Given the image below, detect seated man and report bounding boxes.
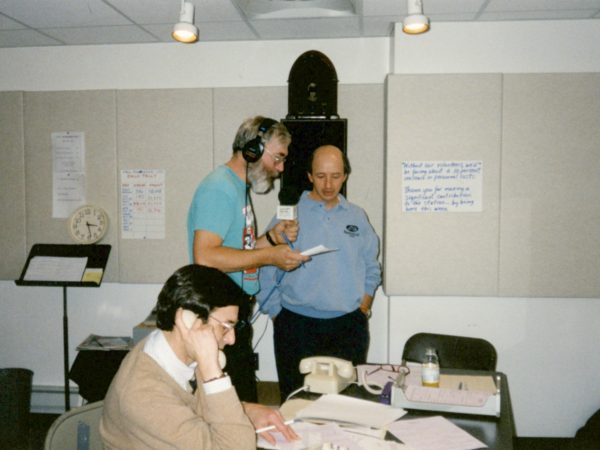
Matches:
[100,264,297,449]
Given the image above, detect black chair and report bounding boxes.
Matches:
[402,332,497,371]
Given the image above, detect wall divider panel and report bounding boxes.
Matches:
[0,92,26,280]
[499,74,600,297]
[384,73,600,298]
[116,89,213,283]
[23,90,120,282]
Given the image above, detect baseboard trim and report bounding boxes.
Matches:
[31,385,82,414]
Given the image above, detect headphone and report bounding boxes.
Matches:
[242,118,278,163]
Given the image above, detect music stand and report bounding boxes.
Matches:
[15,244,111,411]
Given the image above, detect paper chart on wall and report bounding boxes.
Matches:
[120,169,165,239]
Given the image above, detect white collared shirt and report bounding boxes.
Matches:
[143,329,231,395]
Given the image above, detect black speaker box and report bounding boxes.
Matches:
[280,119,347,202]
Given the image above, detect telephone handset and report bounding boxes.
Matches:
[181,310,227,369]
[299,356,356,394]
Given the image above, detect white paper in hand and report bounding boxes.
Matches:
[301,245,338,257]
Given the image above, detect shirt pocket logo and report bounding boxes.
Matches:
[344,224,360,237]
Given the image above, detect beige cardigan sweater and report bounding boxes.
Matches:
[100,339,255,449]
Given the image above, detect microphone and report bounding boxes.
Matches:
[277,187,299,220]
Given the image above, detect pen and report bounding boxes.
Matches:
[280,231,306,268]
[255,419,295,434]
[280,232,294,249]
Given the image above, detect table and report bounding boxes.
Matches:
[69,349,129,402]
[281,371,514,450]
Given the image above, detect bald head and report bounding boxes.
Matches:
[307,145,350,208]
[309,145,351,176]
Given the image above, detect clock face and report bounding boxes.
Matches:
[69,205,109,244]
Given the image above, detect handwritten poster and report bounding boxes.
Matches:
[120,169,165,239]
[402,161,483,213]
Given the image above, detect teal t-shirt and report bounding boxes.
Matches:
[187,165,259,295]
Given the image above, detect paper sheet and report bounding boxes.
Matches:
[387,416,487,450]
[439,375,497,394]
[52,131,86,218]
[301,245,338,257]
[257,422,410,450]
[296,394,406,428]
[23,256,88,282]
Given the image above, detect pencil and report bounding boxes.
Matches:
[255,419,295,434]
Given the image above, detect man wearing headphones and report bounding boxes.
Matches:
[187,116,309,402]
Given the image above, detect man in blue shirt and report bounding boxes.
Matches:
[187,116,309,401]
[258,145,382,401]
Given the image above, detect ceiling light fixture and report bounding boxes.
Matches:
[172,0,198,43]
[403,0,430,35]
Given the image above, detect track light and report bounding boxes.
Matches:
[172,1,198,43]
[403,0,430,35]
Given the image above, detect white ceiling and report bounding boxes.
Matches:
[0,0,599,49]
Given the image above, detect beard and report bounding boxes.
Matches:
[247,161,276,194]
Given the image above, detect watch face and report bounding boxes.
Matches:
[69,205,109,244]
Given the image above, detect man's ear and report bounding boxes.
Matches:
[307,172,313,183]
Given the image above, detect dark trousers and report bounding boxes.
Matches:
[273,307,369,402]
[223,298,257,402]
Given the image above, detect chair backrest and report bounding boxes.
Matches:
[44,401,104,450]
[402,332,497,371]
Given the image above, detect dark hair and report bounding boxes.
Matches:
[308,145,351,175]
[155,264,247,330]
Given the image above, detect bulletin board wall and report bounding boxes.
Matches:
[0,84,384,284]
[384,73,600,298]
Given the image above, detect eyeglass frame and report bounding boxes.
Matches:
[209,314,236,335]
[264,148,287,164]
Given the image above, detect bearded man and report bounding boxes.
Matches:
[187,116,309,401]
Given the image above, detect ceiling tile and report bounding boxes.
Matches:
[0,13,25,30]
[42,25,158,45]
[485,0,600,13]
[479,10,598,21]
[105,0,176,24]
[195,21,257,41]
[0,28,62,47]
[0,0,132,28]
[251,16,360,39]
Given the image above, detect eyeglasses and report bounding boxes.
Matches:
[209,315,236,335]
[264,149,287,164]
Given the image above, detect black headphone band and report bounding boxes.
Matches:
[256,118,277,137]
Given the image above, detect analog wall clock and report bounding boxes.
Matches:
[68,205,109,244]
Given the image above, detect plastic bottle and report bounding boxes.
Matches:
[421,347,440,388]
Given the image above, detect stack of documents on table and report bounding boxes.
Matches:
[295,394,406,429]
[387,416,487,450]
[77,334,133,351]
[259,394,409,449]
[257,422,412,450]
